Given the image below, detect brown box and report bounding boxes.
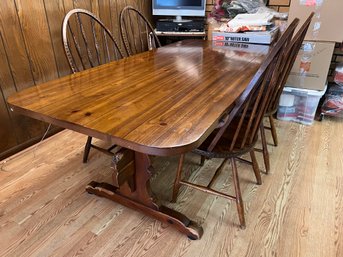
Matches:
[288,0,343,42]
[278,6,290,13]
[286,41,335,91]
[269,0,290,6]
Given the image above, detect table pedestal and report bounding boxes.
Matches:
[86,149,203,240]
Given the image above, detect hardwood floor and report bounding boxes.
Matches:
[0,118,342,257]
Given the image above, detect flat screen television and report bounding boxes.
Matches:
[152,0,206,22]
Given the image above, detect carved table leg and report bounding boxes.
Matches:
[86,150,203,240]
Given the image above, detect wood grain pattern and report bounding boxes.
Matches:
[0,0,48,150]
[8,40,269,156]
[0,90,16,151]
[0,34,18,151]
[72,0,92,10]
[0,0,35,89]
[110,0,128,52]
[0,117,342,256]
[43,0,71,77]
[15,0,59,83]
[0,0,153,159]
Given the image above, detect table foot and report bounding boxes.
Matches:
[85,150,203,239]
[86,181,203,240]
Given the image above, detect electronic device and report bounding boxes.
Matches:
[156,19,204,32]
[152,0,206,23]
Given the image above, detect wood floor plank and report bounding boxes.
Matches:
[335,176,343,256]
[0,118,342,257]
[304,119,336,257]
[273,124,319,257]
[224,122,300,257]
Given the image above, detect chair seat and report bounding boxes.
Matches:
[194,118,258,159]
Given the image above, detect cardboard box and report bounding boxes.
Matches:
[212,26,279,45]
[288,0,343,42]
[286,41,335,91]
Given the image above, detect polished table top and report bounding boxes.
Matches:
[8,40,269,156]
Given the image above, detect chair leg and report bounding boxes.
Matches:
[230,158,246,228]
[83,136,93,163]
[260,123,270,174]
[172,154,185,203]
[200,155,205,166]
[269,115,278,146]
[249,150,262,185]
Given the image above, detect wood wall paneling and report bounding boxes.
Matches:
[0,89,17,151]
[115,0,133,51]
[99,0,122,53]
[0,1,35,89]
[0,0,152,160]
[62,0,75,14]
[15,0,63,143]
[43,0,71,77]
[0,34,18,152]
[71,0,92,12]
[15,0,59,83]
[0,3,46,150]
[108,0,122,50]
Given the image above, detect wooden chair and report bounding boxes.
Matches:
[62,8,125,163]
[259,13,314,173]
[120,6,161,56]
[172,19,300,228]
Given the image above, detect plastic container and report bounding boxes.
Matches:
[277,85,327,125]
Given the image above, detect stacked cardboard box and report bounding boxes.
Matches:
[278,41,335,125]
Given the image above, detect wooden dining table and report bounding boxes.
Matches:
[7,39,269,240]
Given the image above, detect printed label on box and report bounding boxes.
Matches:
[212,31,275,44]
[213,41,249,48]
[213,35,250,42]
[212,41,270,53]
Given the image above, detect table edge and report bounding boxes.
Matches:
[8,103,216,156]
